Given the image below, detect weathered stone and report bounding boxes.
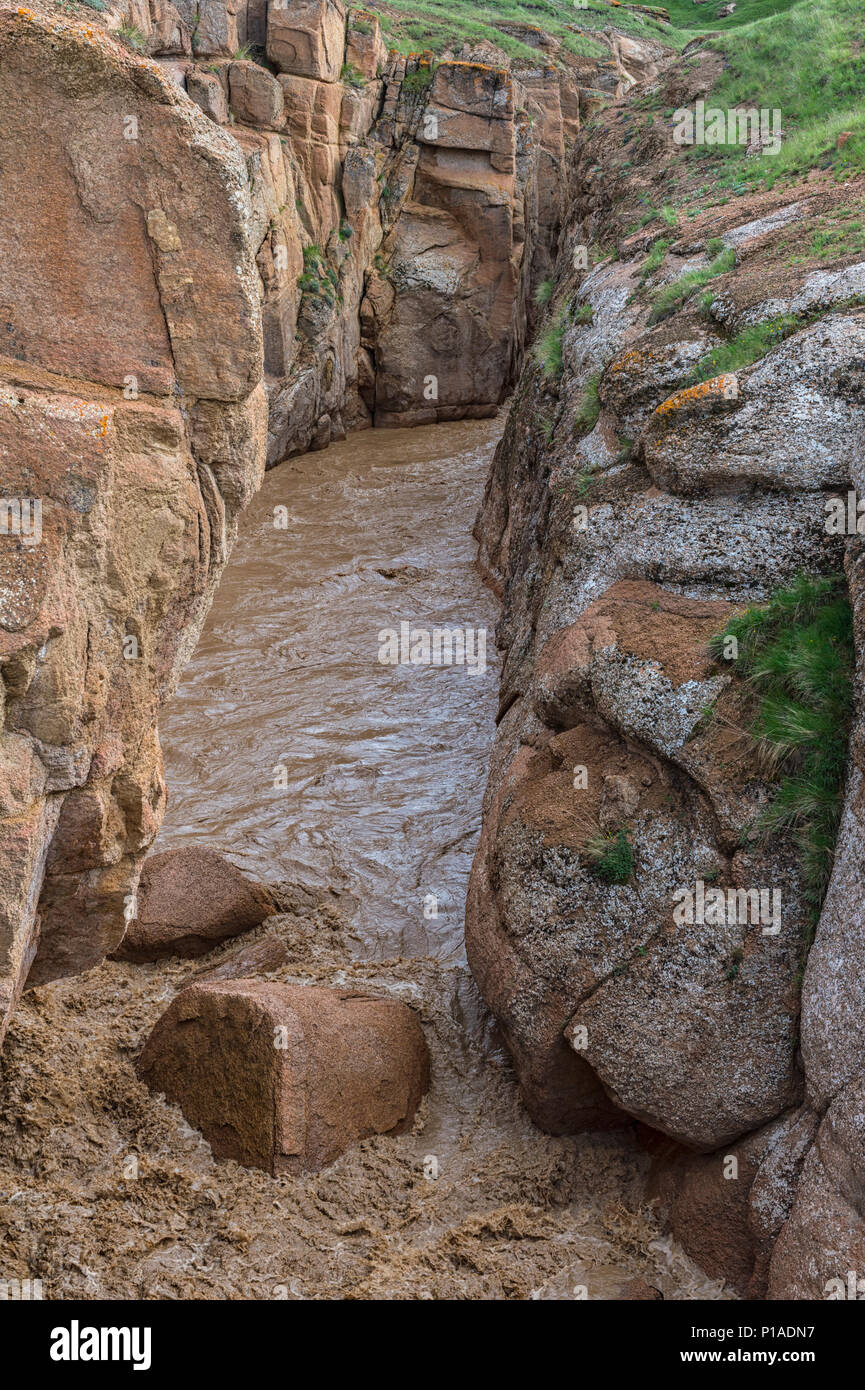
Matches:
[769,1084,865,1299]
[137,981,430,1173]
[344,8,385,81]
[187,66,229,123]
[0,10,265,1021]
[114,847,275,960]
[266,0,346,82]
[642,315,865,495]
[421,62,516,159]
[467,33,865,1295]
[229,60,285,128]
[173,0,240,57]
[650,1108,818,1297]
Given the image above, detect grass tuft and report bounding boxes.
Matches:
[639,237,671,285]
[533,304,568,381]
[340,62,366,88]
[117,22,146,50]
[583,828,635,885]
[574,369,602,434]
[709,573,854,920]
[690,314,800,382]
[648,246,736,324]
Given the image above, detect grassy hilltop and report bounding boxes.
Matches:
[371,0,865,182]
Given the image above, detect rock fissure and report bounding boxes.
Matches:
[2,0,864,1304]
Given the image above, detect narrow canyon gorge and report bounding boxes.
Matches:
[1,0,864,1313]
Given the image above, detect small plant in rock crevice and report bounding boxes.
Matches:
[117,22,146,50]
[583,828,635,885]
[402,66,435,97]
[574,369,602,435]
[639,236,671,285]
[533,304,568,381]
[690,313,801,381]
[341,62,366,89]
[648,242,736,324]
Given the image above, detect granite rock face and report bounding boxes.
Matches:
[0,8,266,1038]
[468,38,865,1296]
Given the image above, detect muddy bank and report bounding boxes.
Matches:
[0,420,726,1300]
[0,905,724,1300]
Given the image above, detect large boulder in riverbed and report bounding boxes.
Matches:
[137,981,430,1173]
[115,847,275,960]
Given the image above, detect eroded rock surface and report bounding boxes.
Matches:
[0,8,266,1037]
[114,847,274,960]
[468,35,865,1296]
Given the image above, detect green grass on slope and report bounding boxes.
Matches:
[370,0,811,65]
[709,574,854,926]
[695,0,865,185]
[371,0,688,62]
[661,0,804,30]
[373,1,864,184]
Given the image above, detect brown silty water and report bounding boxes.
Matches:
[0,416,730,1299]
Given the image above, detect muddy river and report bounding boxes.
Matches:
[158,416,501,961]
[0,418,728,1300]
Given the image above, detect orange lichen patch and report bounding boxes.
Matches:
[437,59,509,83]
[609,345,662,374]
[652,375,737,418]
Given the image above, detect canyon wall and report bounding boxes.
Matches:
[467,45,865,1297]
[0,2,640,1040]
[111,0,587,452]
[0,7,267,1039]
